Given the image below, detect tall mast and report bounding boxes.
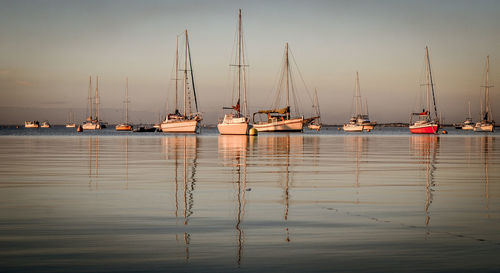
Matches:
[468,101,471,120]
[285,42,289,118]
[184,30,188,117]
[425,46,438,121]
[88,76,93,120]
[237,9,242,117]
[425,48,430,113]
[355,71,361,117]
[125,77,129,124]
[175,35,179,113]
[485,56,490,121]
[95,76,99,121]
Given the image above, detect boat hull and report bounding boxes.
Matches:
[343,124,363,132]
[253,118,303,132]
[116,124,133,131]
[409,124,439,134]
[308,124,321,131]
[218,122,249,135]
[474,123,494,132]
[65,124,76,128]
[462,124,474,130]
[161,120,199,133]
[82,122,102,130]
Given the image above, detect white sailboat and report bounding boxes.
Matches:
[65,110,76,128]
[82,76,104,130]
[308,89,322,131]
[24,121,39,128]
[474,56,495,132]
[252,43,304,132]
[461,101,474,130]
[116,77,133,131]
[343,72,365,132]
[161,30,202,133]
[218,9,250,135]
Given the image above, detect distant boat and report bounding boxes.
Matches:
[474,56,494,132]
[161,30,202,133]
[40,121,51,128]
[343,72,368,132]
[24,121,39,128]
[252,43,304,132]
[116,77,133,131]
[82,76,105,130]
[65,110,76,128]
[218,9,250,135]
[308,89,322,131]
[457,101,474,130]
[409,46,439,134]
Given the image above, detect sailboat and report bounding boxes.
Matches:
[474,56,495,132]
[409,46,439,134]
[308,89,321,131]
[161,30,202,133]
[24,121,39,128]
[459,101,474,130]
[343,72,366,132]
[40,121,51,128]
[82,76,105,130]
[65,110,76,128]
[218,9,250,135]
[252,43,304,132]
[116,77,133,131]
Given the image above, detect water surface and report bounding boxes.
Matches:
[0,132,499,272]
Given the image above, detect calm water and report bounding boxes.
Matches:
[0,128,499,272]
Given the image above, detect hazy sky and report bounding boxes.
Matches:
[0,0,499,124]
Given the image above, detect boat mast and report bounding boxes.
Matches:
[237,8,242,117]
[285,42,289,119]
[95,76,99,121]
[187,32,198,113]
[175,35,179,113]
[355,71,361,117]
[125,77,129,124]
[484,56,491,121]
[468,101,471,120]
[184,30,188,117]
[88,76,93,120]
[425,46,438,121]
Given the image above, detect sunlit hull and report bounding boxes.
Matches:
[161,119,199,133]
[343,124,363,132]
[65,123,76,128]
[461,124,474,130]
[253,118,303,132]
[115,124,133,131]
[218,122,249,135]
[308,124,321,131]
[40,125,50,128]
[473,122,494,132]
[409,123,438,134]
[362,124,374,131]
[82,122,102,130]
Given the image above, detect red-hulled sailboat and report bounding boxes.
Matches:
[409,46,439,134]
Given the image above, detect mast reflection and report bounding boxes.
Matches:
[257,135,304,243]
[410,135,439,232]
[218,135,248,265]
[162,136,198,262]
[87,136,100,190]
[481,136,493,217]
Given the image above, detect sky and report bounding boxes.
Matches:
[0,0,499,125]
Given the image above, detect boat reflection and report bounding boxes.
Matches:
[87,136,100,190]
[481,136,493,217]
[410,135,439,232]
[162,136,198,262]
[258,135,303,242]
[344,136,368,190]
[218,135,249,265]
